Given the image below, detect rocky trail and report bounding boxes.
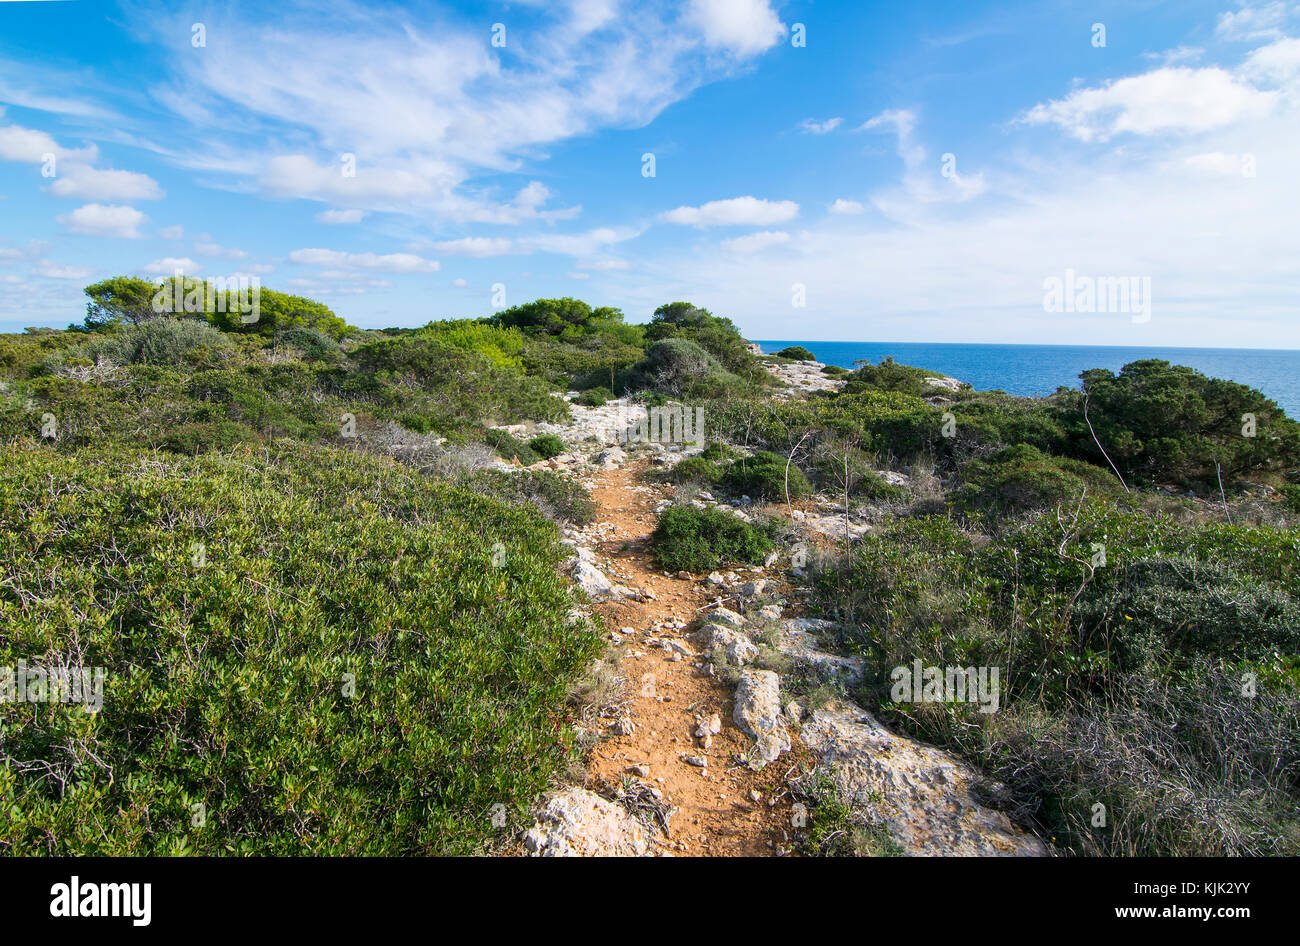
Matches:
[519,391,1049,857]
[560,461,801,856]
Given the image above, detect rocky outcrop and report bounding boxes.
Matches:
[761,359,844,397]
[774,618,864,686]
[523,787,653,857]
[695,623,758,666]
[800,699,1048,856]
[733,669,791,766]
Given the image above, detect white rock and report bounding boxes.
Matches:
[696,623,758,666]
[573,560,619,601]
[523,788,652,857]
[801,700,1047,857]
[709,606,746,627]
[733,669,790,766]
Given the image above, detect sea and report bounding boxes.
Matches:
[754,341,1300,418]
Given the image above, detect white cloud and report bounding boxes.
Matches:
[1019,67,1277,141]
[47,165,163,201]
[431,237,513,257]
[142,2,778,222]
[452,278,468,287]
[1240,35,1300,87]
[30,261,94,280]
[315,209,367,224]
[661,196,798,228]
[828,198,865,215]
[0,123,97,164]
[57,203,145,238]
[194,241,247,259]
[1216,2,1293,40]
[1144,45,1205,66]
[800,117,842,134]
[861,109,986,203]
[288,248,439,273]
[159,225,184,240]
[1184,151,1252,174]
[567,271,591,279]
[720,230,790,254]
[143,257,200,275]
[521,226,640,256]
[0,241,48,262]
[589,259,632,270]
[685,0,785,57]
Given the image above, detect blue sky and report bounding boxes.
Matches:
[1,0,1298,346]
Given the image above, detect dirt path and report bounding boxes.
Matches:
[576,461,797,856]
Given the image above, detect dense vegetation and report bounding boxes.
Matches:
[730,356,1300,856]
[4,274,1298,858]
[0,443,598,854]
[0,280,774,855]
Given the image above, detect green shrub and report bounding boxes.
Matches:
[575,387,612,407]
[812,501,1300,856]
[643,302,758,375]
[776,346,815,361]
[821,364,850,377]
[1277,483,1300,514]
[663,456,723,486]
[1074,557,1300,673]
[82,318,230,366]
[812,448,905,501]
[843,356,935,397]
[281,326,342,363]
[630,337,745,399]
[528,433,566,460]
[162,419,260,455]
[720,450,812,501]
[484,428,539,465]
[651,504,773,573]
[953,444,1115,515]
[462,469,597,525]
[0,442,599,854]
[1064,359,1300,485]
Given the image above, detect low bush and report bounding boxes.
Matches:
[720,449,812,501]
[81,318,231,366]
[574,387,612,407]
[952,443,1115,516]
[651,504,773,573]
[0,442,599,854]
[811,448,905,501]
[462,468,597,525]
[527,433,566,460]
[775,345,815,361]
[484,428,539,465]
[161,419,261,455]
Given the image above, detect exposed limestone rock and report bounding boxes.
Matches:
[733,669,790,766]
[923,375,966,392]
[523,787,653,857]
[573,560,619,600]
[774,618,864,686]
[761,359,845,398]
[695,623,758,666]
[593,446,627,470]
[801,699,1048,857]
[708,606,746,627]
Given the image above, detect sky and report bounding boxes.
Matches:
[0,0,1298,347]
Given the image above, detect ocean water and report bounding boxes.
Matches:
[756,341,1300,418]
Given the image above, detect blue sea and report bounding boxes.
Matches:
[756,341,1300,418]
